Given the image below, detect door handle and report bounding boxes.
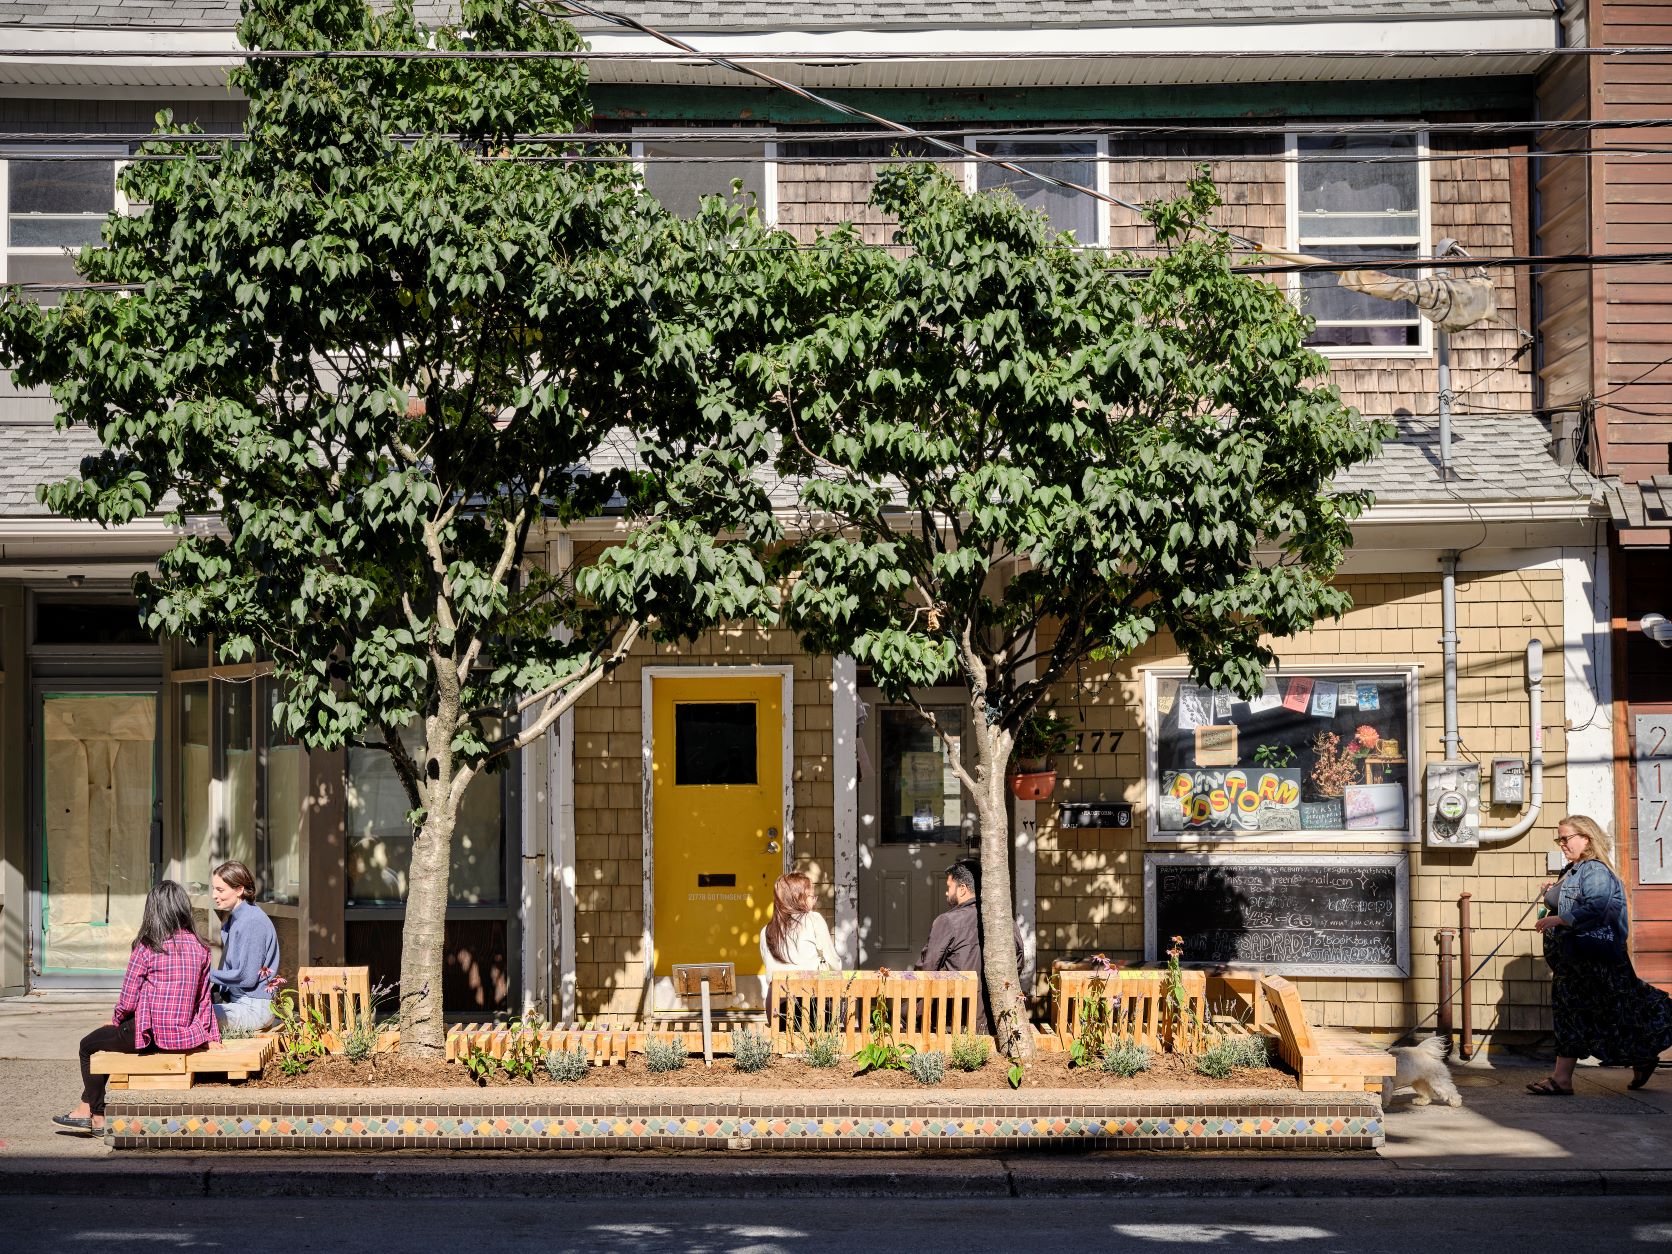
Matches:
[765,840,781,854]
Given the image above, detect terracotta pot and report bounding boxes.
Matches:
[1007,769,1058,801]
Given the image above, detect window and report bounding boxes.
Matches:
[674,702,757,786]
[967,137,1106,245]
[262,683,304,905]
[878,705,965,843]
[634,132,775,221]
[1148,668,1418,841]
[2,153,120,301]
[1289,133,1428,352]
[346,721,506,906]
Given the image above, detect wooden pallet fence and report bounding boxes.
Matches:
[295,965,387,1054]
[444,1024,640,1066]
[1051,969,1209,1055]
[765,970,993,1055]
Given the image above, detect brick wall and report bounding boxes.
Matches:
[1036,568,1565,1034]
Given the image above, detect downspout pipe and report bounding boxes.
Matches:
[1441,551,1461,760]
[1481,639,1546,845]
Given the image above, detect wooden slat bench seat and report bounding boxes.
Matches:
[93,1033,277,1092]
[1260,975,1396,1093]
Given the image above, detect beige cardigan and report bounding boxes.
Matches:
[758,910,841,972]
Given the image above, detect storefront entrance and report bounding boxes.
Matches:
[34,690,158,982]
[647,669,789,1011]
[856,691,973,969]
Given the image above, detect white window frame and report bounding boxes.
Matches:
[0,148,127,286]
[630,128,778,226]
[1284,130,1432,360]
[963,133,1111,248]
[1143,663,1424,846]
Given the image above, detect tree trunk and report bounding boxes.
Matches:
[971,716,1035,1062]
[398,670,464,1059]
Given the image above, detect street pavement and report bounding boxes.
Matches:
[3,991,1669,1200]
[3,1194,1669,1253]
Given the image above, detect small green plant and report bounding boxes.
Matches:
[802,1032,843,1069]
[1100,1038,1151,1077]
[907,1050,946,1085]
[853,996,914,1075]
[1163,934,1199,1050]
[733,1027,773,1074]
[1014,707,1078,767]
[949,1034,989,1072]
[497,1030,545,1081]
[1252,743,1296,769]
[462,1044,497,1086]
[1068,954,1118,1069]
[644,1036,688,1073]
[340,978,396,1064]
[1194,1045,1234,1079]
[1223,1033,1271,1070]
[270,987,328,1077]
[544,1048,590,1083]
[1007,1061,1025,1089]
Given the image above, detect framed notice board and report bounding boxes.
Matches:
[1143,852,1410,977]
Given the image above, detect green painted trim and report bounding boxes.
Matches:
[592,78,1536,125]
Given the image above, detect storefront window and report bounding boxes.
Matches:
[263,682,304,904]
[178,682,211,882]
[346,721,505,906]
[1150,669,1415,839]
[219,679,256,871]
[878,705,966,843]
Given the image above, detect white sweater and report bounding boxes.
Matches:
[759,910,841,972]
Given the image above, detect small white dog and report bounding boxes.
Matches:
[1382,1035,1463,1107]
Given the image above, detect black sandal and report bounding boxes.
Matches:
[1525,1077,1573,1096]
[1629,1061,1659,1090]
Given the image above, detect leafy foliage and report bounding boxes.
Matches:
[802,1032,843,1069]
[544,1048,591,1083]
[907,1050,946,1085]
[0,0,785,1053]
[852,997,914,1075]
[949,1034,990,1072]
[1100,1037,1152,1078]
[732,1027,773,1073]
[644,1037,688,1074]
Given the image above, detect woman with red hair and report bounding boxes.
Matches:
[759,872,841,972]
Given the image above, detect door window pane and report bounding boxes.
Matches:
[639,138,768,218]
[219,680,256,871]
[674,702,757,786]
[263,681,303,904]
[346,721,505,906]
[179,682,211,890]
[974,140,1100,243]
[879,705,964,844]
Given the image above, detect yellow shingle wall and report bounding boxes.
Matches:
[569,625,834,1020]
[1038,568,1565,1034]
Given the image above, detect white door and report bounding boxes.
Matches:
[856,692,974,969]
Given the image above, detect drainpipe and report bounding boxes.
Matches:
[1480,639,1545,845]
[1441,552,1461,760]
[1434,237,1465,484]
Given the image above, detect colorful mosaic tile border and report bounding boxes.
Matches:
[107,1090,1382,1152]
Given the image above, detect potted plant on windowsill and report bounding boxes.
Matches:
[1008,708,1077,801]
[1302,730,1364,829]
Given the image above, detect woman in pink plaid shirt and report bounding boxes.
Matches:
[55,880,218,1135]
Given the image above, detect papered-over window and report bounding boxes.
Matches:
[1292,134,1425,350]
[1151,670,1415,838]
[636,135,773,220]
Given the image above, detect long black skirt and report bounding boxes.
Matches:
[1546,934,1672,1064]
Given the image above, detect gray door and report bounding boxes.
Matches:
[856,695,974,969]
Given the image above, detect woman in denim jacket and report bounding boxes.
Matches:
[1527,815,1672,1095]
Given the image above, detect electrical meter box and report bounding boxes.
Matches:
[1492,757,1527,806]
[1425,760,1482,848]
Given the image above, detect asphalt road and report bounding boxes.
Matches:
[3,1194,1669,1253]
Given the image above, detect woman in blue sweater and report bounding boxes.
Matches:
[209,860,281,1032]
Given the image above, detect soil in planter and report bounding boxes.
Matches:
[241,1050,1295,1092]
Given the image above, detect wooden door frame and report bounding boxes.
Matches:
[640,664,794,1017]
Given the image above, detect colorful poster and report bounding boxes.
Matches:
[1356,682,1381,711]
[1159,767,1303,832]
[1282,676,1315,713]
[1311,681,1338,718]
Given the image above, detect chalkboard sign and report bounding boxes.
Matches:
[1144,853,1409,976]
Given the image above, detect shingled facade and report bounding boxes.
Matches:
[0,1,1627,1046]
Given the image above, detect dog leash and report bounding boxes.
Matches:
[1404,897,1543,1035]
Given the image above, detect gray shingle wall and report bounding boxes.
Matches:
[0,423,99,515]
[0,0,1556,28]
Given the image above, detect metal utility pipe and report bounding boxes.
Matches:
[1458,892,1475,1060]
[1438,327,1453,483]
[1480,639,1546,844]
[1435,928,1456,1039]
[1441,552,1461,760]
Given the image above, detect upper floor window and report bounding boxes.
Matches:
[966,136,1107,246]
[634,131,776,222]
[1288,133,1428,354]
[1,152,121,301]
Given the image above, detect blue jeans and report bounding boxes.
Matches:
[213,994,274,1033]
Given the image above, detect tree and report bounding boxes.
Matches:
[0,0,786,1055]
[759,166,1388,1059]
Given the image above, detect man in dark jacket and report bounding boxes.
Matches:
[914,859,1025,1034]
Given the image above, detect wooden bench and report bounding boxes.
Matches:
[93,1033,277,1092]
[1261,974,1396,1093]
[1052,967,1209,1054]
[766,970,994,1055]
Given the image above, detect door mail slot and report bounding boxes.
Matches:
[697,873,736,888]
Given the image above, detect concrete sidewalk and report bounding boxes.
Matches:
[3,992,1668,1198]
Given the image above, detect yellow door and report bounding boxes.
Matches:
[651,673,783,979]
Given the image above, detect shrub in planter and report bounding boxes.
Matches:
[802,1032,842,1069]
[644,1037,688,1073]
[544,1048,590,1083]
[949,1034,989,1072]
[1223,1034,1271,1070]
[1100,1038,1151,1077]
[733,1027,773,1073]
[907,1050,947,1085]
